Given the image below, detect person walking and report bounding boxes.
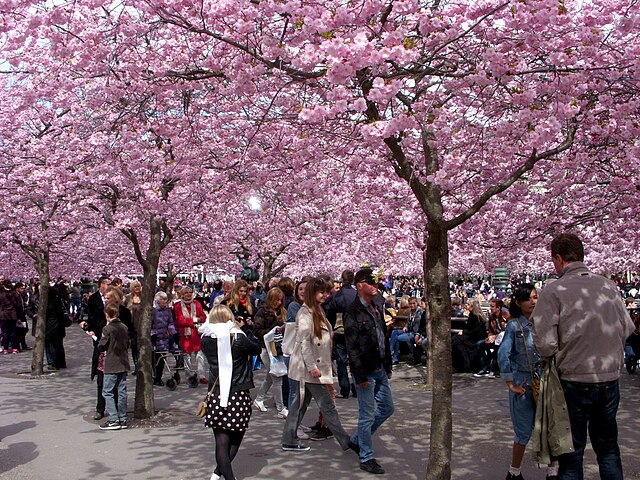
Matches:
[344,268,394,475]
[532,233,635,480]
[199,305,261,480]
[324,270,357,398]
[80,276,111,420]
[281,277,358,453]
[151,291,176,386]
[252,287,287,418]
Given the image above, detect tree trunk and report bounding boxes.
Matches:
[31,252,50,376]
[133,221,164,418]
[261,257,274,285]
[164,264,177,302]
[425,222,453,480]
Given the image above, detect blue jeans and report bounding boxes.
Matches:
[559,380,623,480]
[351,367,394,463]
[103,372,128,422]
[389,328,403,362]
[284,356,299,407]
[397,332,416,357]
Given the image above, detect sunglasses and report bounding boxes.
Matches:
[359,279,377,286]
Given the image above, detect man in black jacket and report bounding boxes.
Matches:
[80,275,111,420]
[344,268,394,475]
[324,270,357,398]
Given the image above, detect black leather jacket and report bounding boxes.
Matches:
[344,293,392,385]
[200,328,261,393]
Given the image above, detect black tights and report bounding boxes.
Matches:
[213,429,245,480]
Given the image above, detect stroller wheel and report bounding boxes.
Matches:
[626,355,637,374]
[173,371,181,384]
[188,374,199,388]
[166,378,178,391]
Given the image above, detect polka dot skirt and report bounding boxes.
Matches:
[204,390,252,432]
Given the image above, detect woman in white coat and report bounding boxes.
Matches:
[280,277,358,453]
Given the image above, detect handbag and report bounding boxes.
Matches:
[196,377,218,417]
[516,317,540,403]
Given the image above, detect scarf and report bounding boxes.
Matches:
[180,300,196,319]
[198,321,244,407]
[180,300,197,336]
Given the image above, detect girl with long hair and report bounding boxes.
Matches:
[124,281,142,374]
[222,280,253,325]
[281,277,357,454]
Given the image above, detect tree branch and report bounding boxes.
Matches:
[446,118,578,230]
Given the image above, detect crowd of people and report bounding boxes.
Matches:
[1,234,639,479]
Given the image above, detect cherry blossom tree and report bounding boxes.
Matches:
[141,1,640,477]
[3,1,640,478]
[0,86,88,374]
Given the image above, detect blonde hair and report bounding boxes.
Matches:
[208,304,235,324]
[468,298,486,321]
[227,280,253,315]
[105,286,123,305]
[398,296,410,309]
[265,287,286,323]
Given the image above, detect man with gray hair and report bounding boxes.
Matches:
[532,233,634,480]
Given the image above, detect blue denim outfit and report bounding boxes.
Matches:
[102,372,128,423]
[351,368,395,463]
[559,380,623,480]
[497,316,539,445]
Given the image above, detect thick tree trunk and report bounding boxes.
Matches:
[31,253,50,376]
[425,222,453,480]
[133,221,164,419]
[134,269,157,418]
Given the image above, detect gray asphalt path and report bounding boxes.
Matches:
[1,326,639,479]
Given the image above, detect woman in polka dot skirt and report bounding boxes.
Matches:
[199,304,261,480]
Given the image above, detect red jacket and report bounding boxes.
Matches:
[173,300,207,353]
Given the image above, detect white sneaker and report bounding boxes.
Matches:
[297,427,310,440]
[277,408,288,419]
[209,472,220,480]
[253,399,268,412]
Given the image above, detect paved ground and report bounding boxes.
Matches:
[1,326,639,480]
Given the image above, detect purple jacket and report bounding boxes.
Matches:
[151,306,176,351]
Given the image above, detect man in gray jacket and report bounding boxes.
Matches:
[532,233,634,480]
